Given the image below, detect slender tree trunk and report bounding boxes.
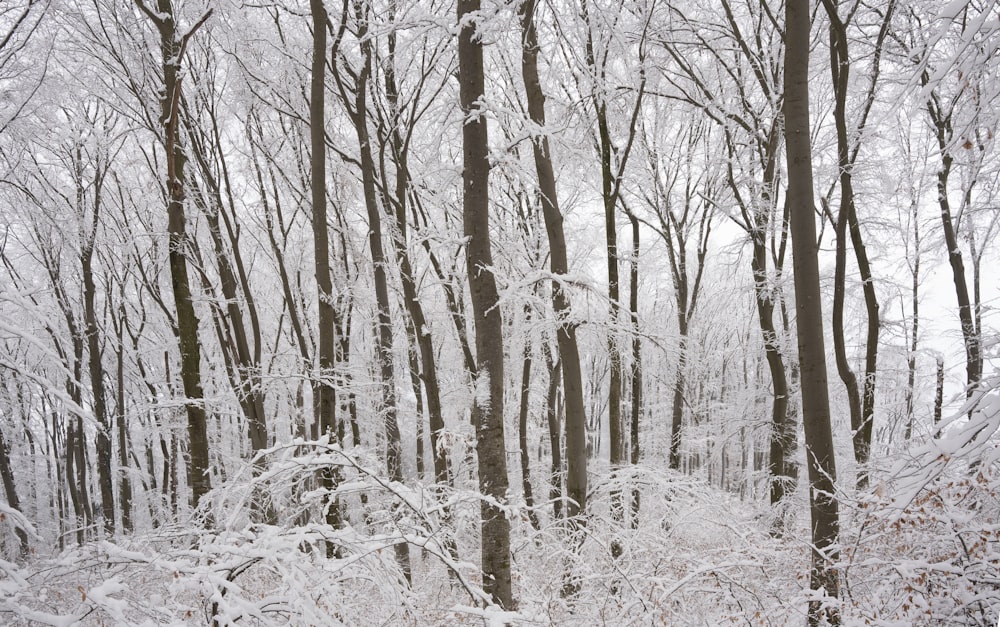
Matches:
[405,323,426,481]
[922,75,981,390]
[785,1,840,620]
[458,0,513,607]
[114,321,133,532]
[517,330,540,531]
[82,245,115,535]
[627,212,641,527]
[825,1,880,486]
[546,354,564,521]
[934,355,945,426]
[518,0,587,521]
[669,329,687,470]
[905,200,920,440]
[0,427,28,559]
[186,131,270,487]
[307,0,342,543]
[134,0,213,507]
[829,201,864,474]
[344,1,411,580]
[752,237,792,509]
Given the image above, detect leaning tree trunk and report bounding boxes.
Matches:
[785,0,841,621]
[825,0,882,487]
[517,324,541,532]
[458,0,513,608]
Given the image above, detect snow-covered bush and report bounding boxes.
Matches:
[842,376,1000,625]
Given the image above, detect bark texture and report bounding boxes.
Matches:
[785,0,841,621]
[458,0,513,608]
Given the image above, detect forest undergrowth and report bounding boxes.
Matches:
[2,416,997,626]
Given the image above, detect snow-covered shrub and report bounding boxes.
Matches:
[842,376,1000,625]
[0,439,506,625]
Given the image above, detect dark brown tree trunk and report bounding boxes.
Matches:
[517,331,540,531]
[82,225,115,535]
[934,355,945,426]
[134,0,213,507]
[938,175,980,388]
[0,426,28,559]
[627,212,641,527]
[405,324,426,481]
[518,0,587,522]
[921,73,981,390]
[578,0,645,547]
[669,330,687,470]
[829,199,864,474]
[114,316,133,532]
[183,120,270,496]
[785,0,841,620]
[342,0,411,580]
[307,0,342,542]
[823,0,887,487]
[458,0,513,608]
[546,354,564,521]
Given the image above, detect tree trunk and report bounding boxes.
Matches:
[669,330,687,471]
[114,318,133,532]
[345,0,411,580]
[0,426,28,559]
[922,74,981,390]
[82,241,115,535]
[934,355,944,426]
[517,331,540,531]
[518,0,587,522]
[546,354,564,521]
[825,0,881,487]
[905,200,920,441]
[134,0,213,507]
[458,0,513,608]
[184,123,270,488]
[307,0,342,543]
[627,212,641,527]
[785,0,841,620]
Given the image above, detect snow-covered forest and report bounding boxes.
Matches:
[0,0,998,623]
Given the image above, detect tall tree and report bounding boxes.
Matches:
[307,0,343,540]
[334,0,410,581]
[374,0,453,496]
[820,0,894,487]
[458,0,513,608]
[75,113,117,535]
[639,117,715,473]
[785,0,840,621]
[133,0,213,507]
[655,0,798,506]
[576,0,648,541]
[181,74,270,487]
[518,0,587,522]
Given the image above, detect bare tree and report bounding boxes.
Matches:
[518,0,587,524]
[820,0,894,488]
[785,0,840,620]
[458,0,513,608]
[331,0,410,580]
[306,0,344,543]
[133,0,213,507]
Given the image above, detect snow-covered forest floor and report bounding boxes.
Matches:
[3,408,998,626]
